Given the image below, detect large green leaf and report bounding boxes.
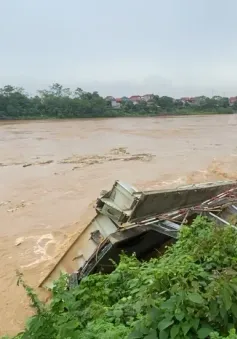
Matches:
[148,307,161,322]
[209,300,219,318]
[128,330,143,339]
[170,324,180,339]
[187,292,204,304]
[181,322,192,336]
[144,329,158,339]
[222,288,232,311]
[158,319,174,332]
[231,303,237,318]
[175,311,185,321]
[197,326,213,338]
[159,330,169,339]
[192,318,200,331]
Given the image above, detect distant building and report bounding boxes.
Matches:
[129,95,141,105]
[111,98,122,109]
[141,94,153,102]
[121,96,129,101]
[180,97,195,105]
[229,97,237,106]
[105,96,121,108]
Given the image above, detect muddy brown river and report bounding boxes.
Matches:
[0,115,237,336]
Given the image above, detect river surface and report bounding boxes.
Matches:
[0,115,237,335]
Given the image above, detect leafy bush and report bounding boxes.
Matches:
[5,216,237,338]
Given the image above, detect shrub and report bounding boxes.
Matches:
[6,217,237,338]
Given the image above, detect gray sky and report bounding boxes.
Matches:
[1,0,237,97]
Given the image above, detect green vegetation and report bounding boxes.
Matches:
[0,84,235,119]
[5,217,237,338]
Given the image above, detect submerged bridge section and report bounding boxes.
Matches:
[39,180,237,289]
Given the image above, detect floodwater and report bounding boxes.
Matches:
[0,115,237,335]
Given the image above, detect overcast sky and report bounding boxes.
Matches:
[1,0,237,97]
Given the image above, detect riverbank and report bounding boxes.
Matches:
[1,84,235,120]
[0,110,234,121]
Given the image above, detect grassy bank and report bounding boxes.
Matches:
[5,217,237,339]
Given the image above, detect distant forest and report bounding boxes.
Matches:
[0,83,235,119]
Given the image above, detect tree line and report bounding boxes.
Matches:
[0,83,235,120]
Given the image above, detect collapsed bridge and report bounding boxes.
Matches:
[39,180,237,289]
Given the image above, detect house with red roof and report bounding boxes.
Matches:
[110,98,121,108]
[180,97,195,103]
[129,95,141,104]
[105,96,121,108]
[180,97,196,105]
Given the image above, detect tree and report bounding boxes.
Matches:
[218,97,229,108]
[159,96,174,110]
[0,85,15,96]
[74,87,83,98]
[49,83,63,97]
